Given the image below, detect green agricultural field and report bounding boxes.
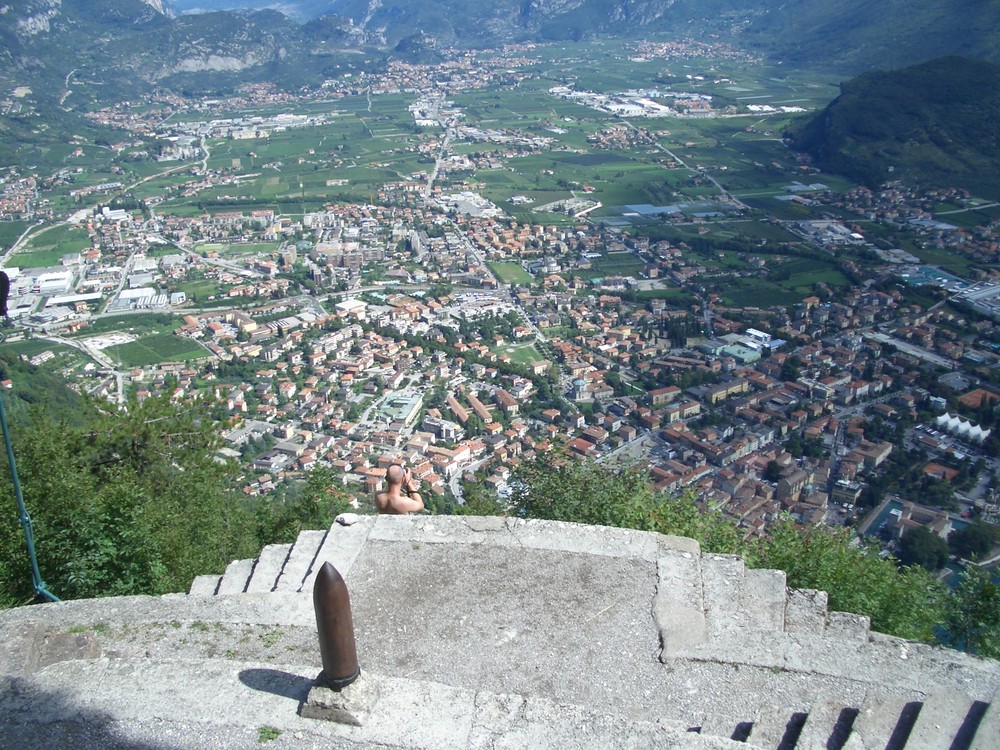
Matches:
[147,244,181,257]
[713,256,852,306]
[490,262,534,285]
[0,221,31,249]
[106,333,209,367]
[909,248,978,278]
[931,203,1000,229]
[0,338,74,360]
[220,242,278,256]
[740,195,822,221]
[17,224,92,267]
[0,337,101,374]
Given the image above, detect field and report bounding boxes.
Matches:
[176,278,225,300]
[106,333,209,367]
[70,314,181,338]
[495,341,543,366]
[489,262,533,285]
[0,221,31,250]
[713,256,852,307]
[199,242,279,258]
[0,338,96,372]
[17,225,92,268]
[586,252,647,279]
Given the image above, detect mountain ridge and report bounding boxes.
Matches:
[788,56,1000,194]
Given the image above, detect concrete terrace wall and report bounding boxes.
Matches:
[1,515,998,749]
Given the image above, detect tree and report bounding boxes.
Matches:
[510,453,742,554]
[896,526,949,571]
[256,467,351,544]
[948,523,997,560]
[0,393,348,607]
[747,521,946,643]
[763,460,783,483]
[0,394,259,605]
[945,567,1000,658]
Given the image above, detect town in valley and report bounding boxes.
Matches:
[2,40,999,579]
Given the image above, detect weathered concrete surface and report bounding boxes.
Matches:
[0,516,997,750]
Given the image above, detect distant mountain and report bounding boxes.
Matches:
[739,0,1000,72]
[171,0,1000,73]
[0,0,378,103]
[2,0,999,112]
[787,57,1000,193]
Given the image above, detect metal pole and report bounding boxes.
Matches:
[0,392,59,603]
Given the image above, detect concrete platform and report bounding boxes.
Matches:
[0,516,996,749]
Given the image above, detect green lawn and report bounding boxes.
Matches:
[106,333,209,367]
[176,279,226,300]
[588,253,646,278]
[495,342,542,366]
[69,313,181,338]
[489,262,534,285]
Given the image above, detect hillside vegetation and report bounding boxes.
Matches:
[0,364,349,607]
[788,56,1000,193]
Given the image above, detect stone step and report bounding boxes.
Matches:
[784,588,828,635]
[300,516,374,591]
[969,692,999,750]
[842,694,920,750]
[741,568,786,633]
[906,691,986,750]
[745,705,807,749]
[700,554,746,635]
[274,529,329,593]
[0,655,756,750]
[653,541,707,659]
[795,699,857,750]
[245,543,293,593]
[188,574,221,596]
[825,611,870,643]
[215,557,254,595]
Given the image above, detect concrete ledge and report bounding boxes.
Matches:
[188,574,221,596]
[370,515,517,547]
[655,598,708,660]
[369,516,666,561]
[507,518,662,560]
[826,612,871,642]
[740,569,786,632]
[216,557,253,595]
[656,548,707,660]
[274,528,328,592]
[672,628,999,700]
[0,592,317,632]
